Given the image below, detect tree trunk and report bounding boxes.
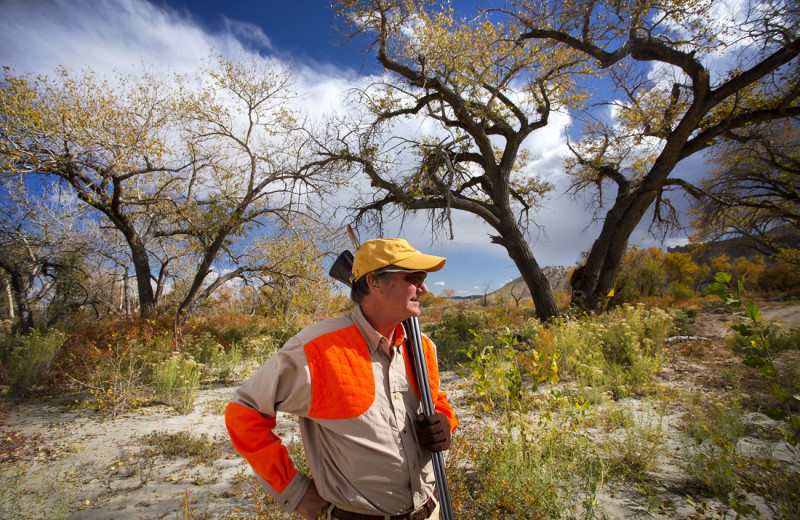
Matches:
[571,190,657,312]
[492,218,559,321]
[7,271,34,333]
[128,240,156,318]
[5,278,14,319]
[282,285,293,318]
[175,228,232,320]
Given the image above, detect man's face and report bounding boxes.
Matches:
[371,270,429,322]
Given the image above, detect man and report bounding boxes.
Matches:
[225,238,458,520]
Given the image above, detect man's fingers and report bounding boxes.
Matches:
[414,412,452,452]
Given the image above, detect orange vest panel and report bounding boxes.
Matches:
[305,324,376,420]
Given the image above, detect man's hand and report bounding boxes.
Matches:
[415,412,452,452]
[295,480,329,520]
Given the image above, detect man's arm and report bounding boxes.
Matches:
[225,403,299,493]
[225,341,315,514]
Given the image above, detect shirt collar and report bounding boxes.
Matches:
[352,305,407,354]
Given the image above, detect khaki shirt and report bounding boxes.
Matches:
[227,305,456,515]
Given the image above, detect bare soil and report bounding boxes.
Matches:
[2,302,799,519]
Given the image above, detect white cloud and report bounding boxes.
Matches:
[433,281,445,286]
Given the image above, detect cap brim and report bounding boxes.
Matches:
[393,253,446,273]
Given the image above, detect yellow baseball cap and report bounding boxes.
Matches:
[350,238,446,283]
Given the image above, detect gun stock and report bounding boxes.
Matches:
[328,250,354,287]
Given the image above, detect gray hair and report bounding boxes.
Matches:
[350,268,397,304]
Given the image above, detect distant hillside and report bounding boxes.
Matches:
[669,226,800,265]
[472,228,799,303]
[489,266,572,302]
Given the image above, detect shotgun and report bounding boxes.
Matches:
[328,250,456,520]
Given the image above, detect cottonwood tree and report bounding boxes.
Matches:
[510,0,800,310]
[1,67,192,318]
[690,120,800,253]
[332,0,799,318]
[169,57,343,318]
[1,57,341,320]
[247,229,338,319]
[0,183,93,332]
[329,0,591,319]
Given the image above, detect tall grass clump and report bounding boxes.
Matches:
[426,308,493,369]
[681,391,746,496]
[462,417,606,519]
[0,330,65,397]
[558,304,672,400]
[602,404,668,481]
[151,352,202,413]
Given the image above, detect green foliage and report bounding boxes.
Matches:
[459,329,529,414]
[151,352,202,414]
[141,430,232,463]
[425,308,493,369]
[0,330,65,397]
[705,272,800,445]
[681,392,746,496]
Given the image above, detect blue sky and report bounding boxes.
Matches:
[1,0,698,296]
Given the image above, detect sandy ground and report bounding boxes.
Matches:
[2,302,799,519]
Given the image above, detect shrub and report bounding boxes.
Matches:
[459,329,525,414]
[681,392,745,496]
[0,331,65,397]
[552,304,671,400]
[469,418,606,519]
[669,282,697,301]
[425,308,493,369]
[82,339,153,418]
[151,352,202,414]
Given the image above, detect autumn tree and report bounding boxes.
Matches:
[613,246,667,301]
[0,181,95,332]
[1,57,341,320]
[328,0,586,320]
[509,0,800,311]
[690,120,800,253]
[1,67,192,318]
[169,57,343,318]
[710,253,733,277]
[236,228,338,320]
[663,252,699,287]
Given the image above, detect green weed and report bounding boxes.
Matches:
[141,430,233,463]
[681,392,745,496]
[151,352,202,413]
[0,331,65,397]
